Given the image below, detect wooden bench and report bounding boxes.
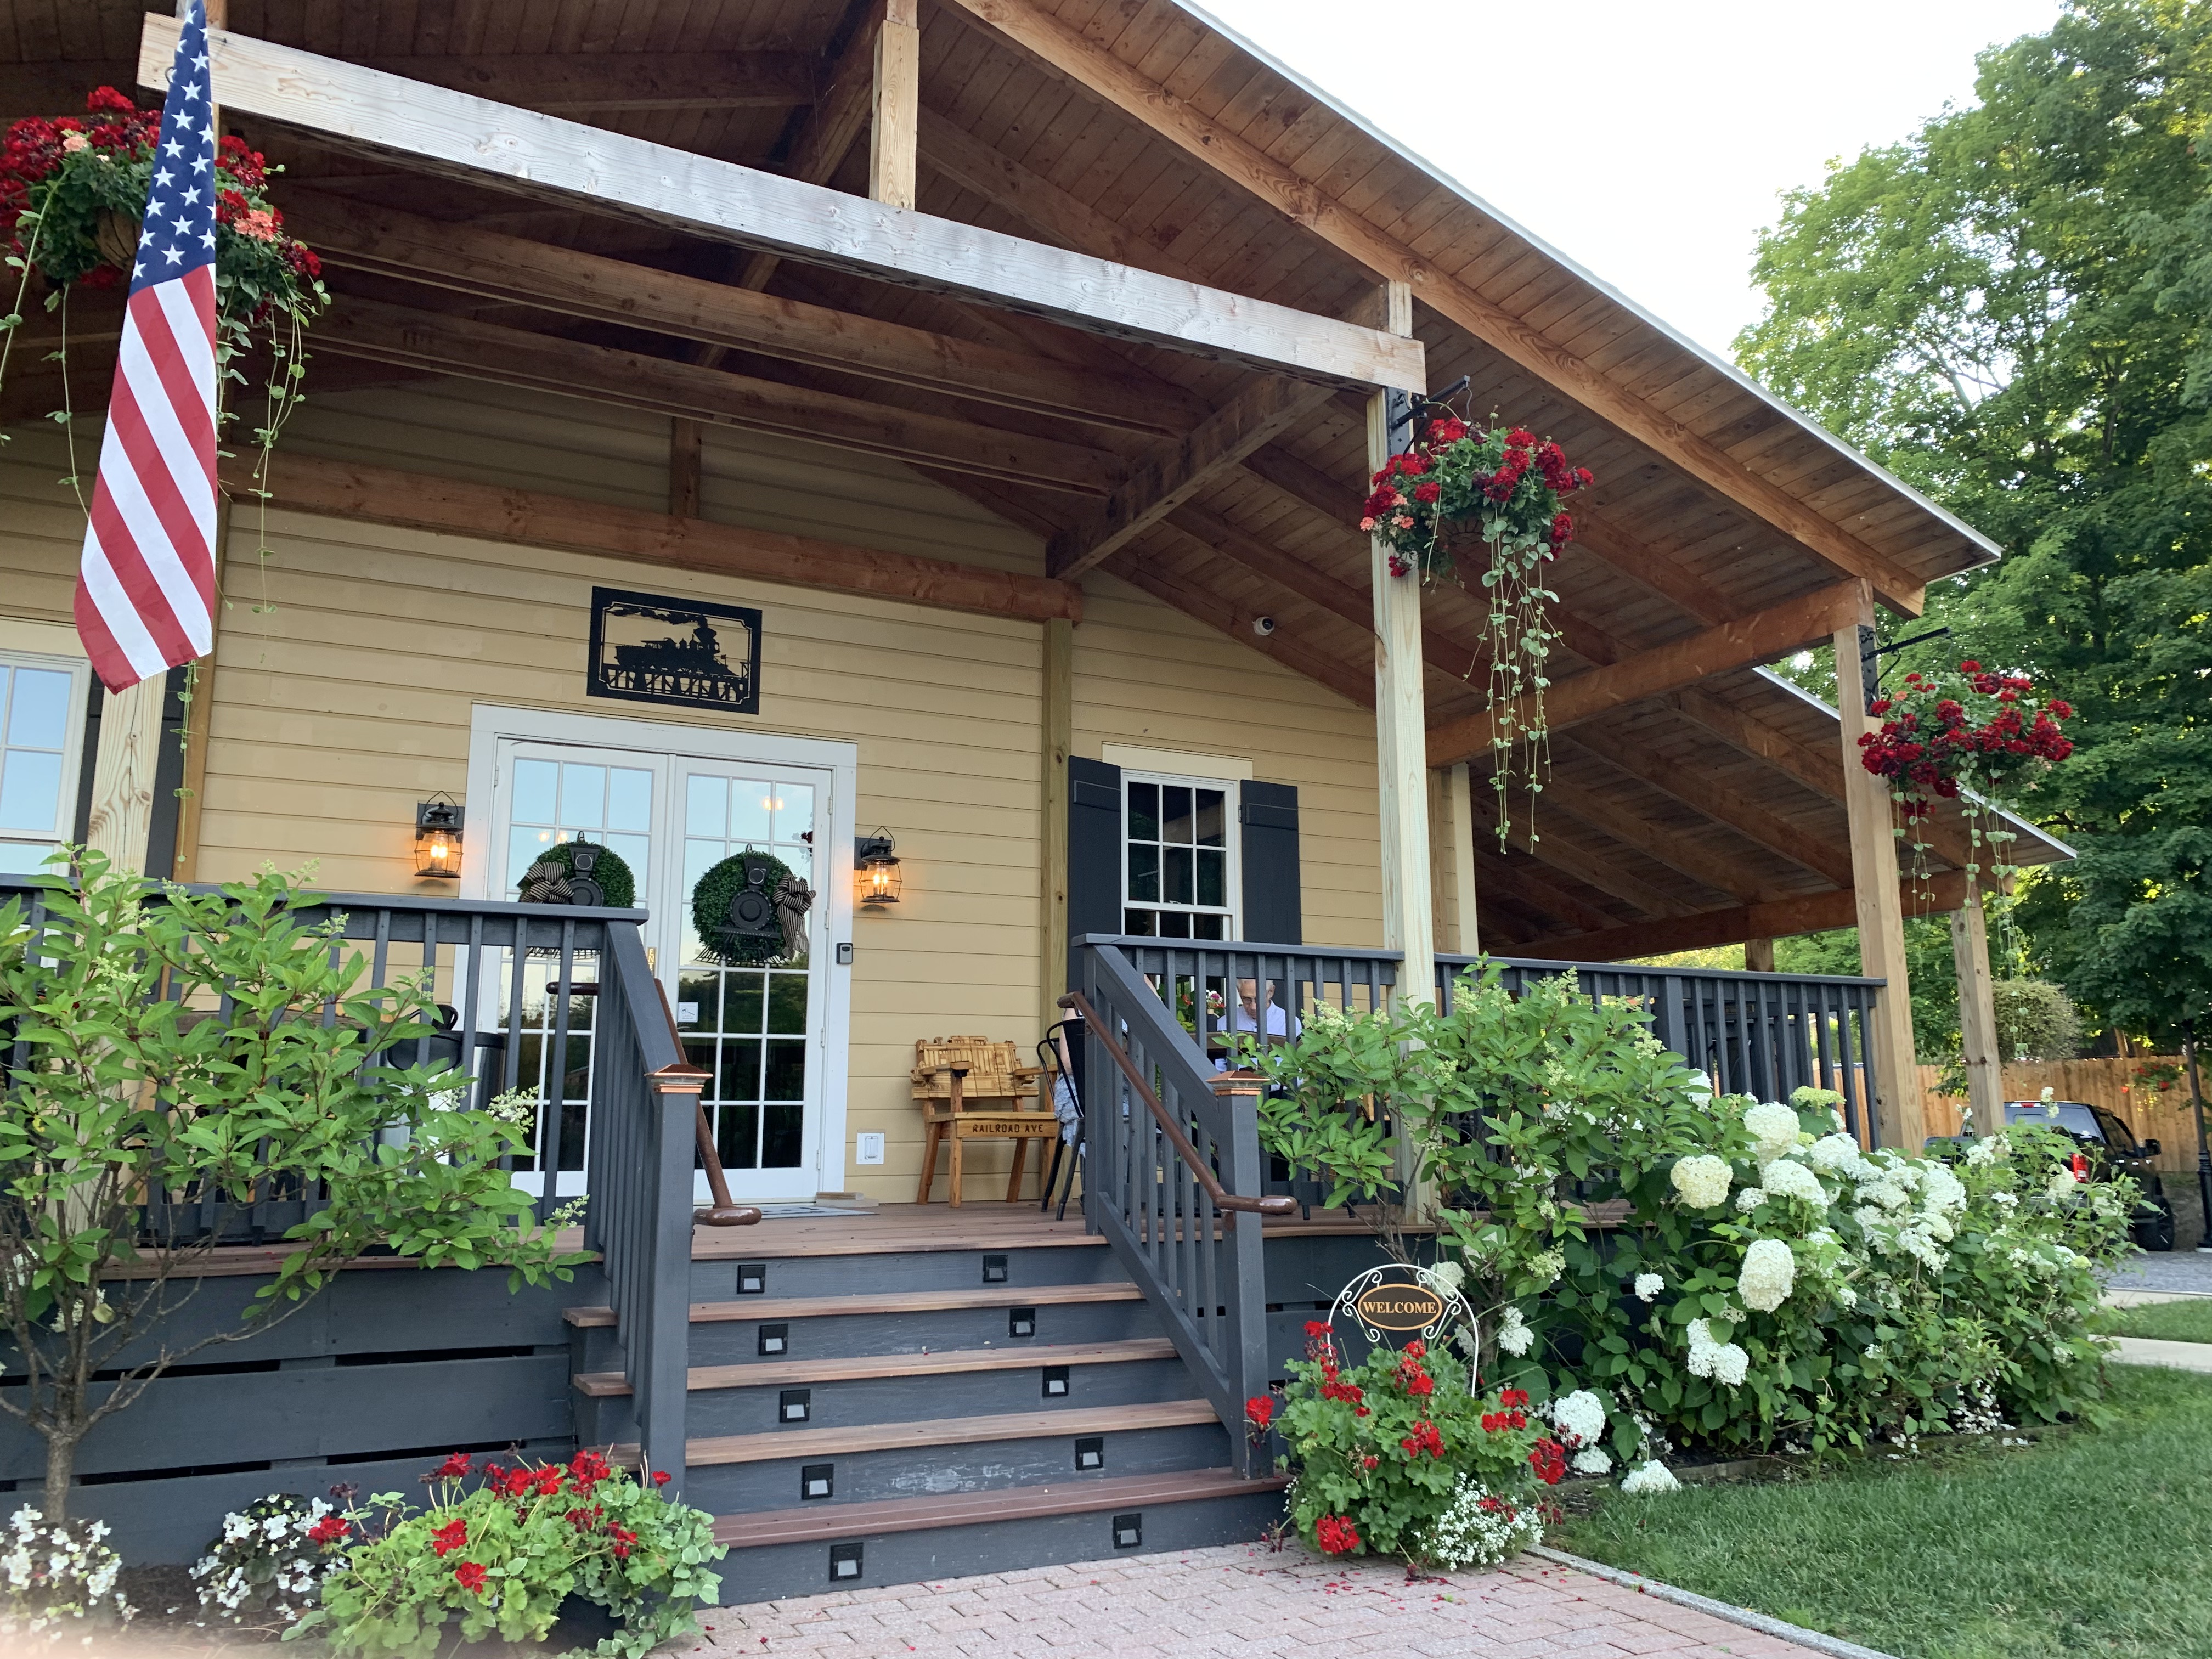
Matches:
[911,1035,1052,1206]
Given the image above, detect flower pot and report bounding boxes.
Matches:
[94,210,140,272]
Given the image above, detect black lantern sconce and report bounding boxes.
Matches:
[855,830,901,906]
[415,794,464,880]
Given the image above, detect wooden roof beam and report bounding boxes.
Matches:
[144,15,1424,392]
[1426,580,1871,767]
[314,297,1122,495]
[282,190,1201,436]
[1538,870,1975,963]
[1471,847,1621,937]
[1465,790,1691,919]
[224,453,1082,623]
[1102,556,1374,708]
[936,0,1928,614]
[1527,774,1779,905]
[1669,684,1984,872]
[1559,724,1857,887]
[1047,378,1339,579]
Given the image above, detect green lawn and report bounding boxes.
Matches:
[2102,1296,2212,1344]
[1552,1364,2212,1659]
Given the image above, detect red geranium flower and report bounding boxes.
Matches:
[1245,1395,1274,1431]
[453,1562,488,1594]
[431,1520,469,1558]
[307,1515,350,1545]
[1314,1514,1362,1555]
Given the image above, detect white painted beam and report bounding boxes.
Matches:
[138,15,1424,394]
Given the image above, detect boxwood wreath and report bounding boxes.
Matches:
[691,849,811,967]
[515,840,635,910]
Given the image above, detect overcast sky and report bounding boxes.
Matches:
[1193,0,2066,361]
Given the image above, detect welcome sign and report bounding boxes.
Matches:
[1329,1263,1472,1348]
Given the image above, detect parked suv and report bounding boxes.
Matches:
[1931,1101,2175,1250]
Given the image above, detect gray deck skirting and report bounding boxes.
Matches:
[1527,1545,1903,1659]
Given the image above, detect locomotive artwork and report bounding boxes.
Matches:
[586,586,763,713]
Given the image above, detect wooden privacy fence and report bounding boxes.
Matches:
[1922,1057,2204,1171]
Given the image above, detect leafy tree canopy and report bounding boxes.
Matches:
[1737,0,2212,1040]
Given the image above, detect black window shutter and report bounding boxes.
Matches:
[1067,757,1123,954]
[1239,781,1301,946]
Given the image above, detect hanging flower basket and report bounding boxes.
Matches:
[691,850,815,968]
[1858,659,2073,890]
[1361,415,1593,845]
[1,88,326,348]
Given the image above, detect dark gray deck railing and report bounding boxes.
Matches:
[0,876,718,1493]
[1077,934,1887,1144]
[1068,943,1289,1475]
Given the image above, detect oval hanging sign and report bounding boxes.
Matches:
[1327,1263,1471,1348]
[1352,1283,1448,1332]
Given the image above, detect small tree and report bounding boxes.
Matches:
[0,853,578,1520]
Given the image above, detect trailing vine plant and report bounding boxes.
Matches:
[1363,410,1592,845]
[0,87,328,833]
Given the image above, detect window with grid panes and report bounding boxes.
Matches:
[676,773,815,1171]
[1121,774,1236,938]
[0,653,89,877]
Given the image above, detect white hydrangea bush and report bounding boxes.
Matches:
[0,1507,133,1639]
[190,1493,349,1627]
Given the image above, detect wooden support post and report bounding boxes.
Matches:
[869,0,919,211]
[1951,893,2005,1137]
[1835,619,1924,1150]
[1367,281,1431,1002]
[1039,616,1073,1030]
[84,678,166,876]
[1743,938,1776,973]
[667,417,702,518]
[1429,760,1479,956]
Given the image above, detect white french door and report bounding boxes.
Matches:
[469,709,854,1205]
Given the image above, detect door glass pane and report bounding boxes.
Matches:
[728,780,773,844]
[762,1103,803,1167]
[558,764,606,828]
[608,768,653,832]
[512,758,558,825]
[686,775,725,838]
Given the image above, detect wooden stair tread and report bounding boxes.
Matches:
[712,1466,1289,1548]
[633,1398,1221,1468]
[565,1279,1147,1330]
[572,1338,1178,1397]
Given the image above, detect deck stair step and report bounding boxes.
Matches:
[572,1338,1177,1398]
[711,1466,1287,1548]
[563,1280,1142,1329]
[615,1398,1220,1469]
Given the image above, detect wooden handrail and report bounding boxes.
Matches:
[651,979,760,1228]
[1058,990,1296,1218]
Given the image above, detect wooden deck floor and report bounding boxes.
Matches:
[692,1200,1415,1260]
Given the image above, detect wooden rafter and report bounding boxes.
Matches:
[1465,789,1691,919]
[1102,555,1374,708]
[1471,847,1620,937]
[1559,724,1856,887]
[935,0,1931,614]
[284,190,1199,436]
[228,454,1082,623]
[1541,870,1975,963]
[1426,581,1870,766]
[1531,775,1776,905]
[313,297,1121,495]
[143,15,1424,392]
[1046,378,1338,579]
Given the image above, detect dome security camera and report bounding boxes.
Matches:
[1251,615,1277,637]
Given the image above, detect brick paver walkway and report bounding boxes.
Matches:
[696,1542,1837,1658]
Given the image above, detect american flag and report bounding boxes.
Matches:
[73,0,218,693]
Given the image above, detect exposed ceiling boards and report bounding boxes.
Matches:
[2,0,2050,953]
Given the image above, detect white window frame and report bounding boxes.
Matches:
[1119,768,1240,940]
[0,643,93,876]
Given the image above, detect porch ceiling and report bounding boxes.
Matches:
[2,0,2055,958]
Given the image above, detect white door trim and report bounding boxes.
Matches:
[463,703,857,1198]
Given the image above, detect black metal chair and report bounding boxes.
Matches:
[1035,1018,1085,1222]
